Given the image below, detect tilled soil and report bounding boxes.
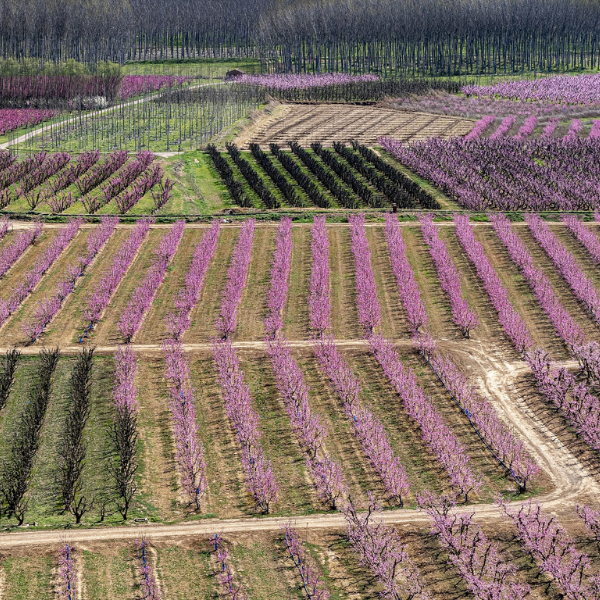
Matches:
[242,104,474,148]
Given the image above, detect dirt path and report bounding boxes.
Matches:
[0,335,596,548]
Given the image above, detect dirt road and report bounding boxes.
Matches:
[0,334,595,549]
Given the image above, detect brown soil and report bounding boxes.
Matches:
[134,355,179,520]
[1,228,88,346]
[329,227,362,339]
[183,228,238,344]
[90,229,164,345]
[136,228,206,344]
[282,226,311,341]
[41,228,133,347]
[234,226,277,341]
[242,104,473,149]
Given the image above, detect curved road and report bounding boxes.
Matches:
[0,336,596,548]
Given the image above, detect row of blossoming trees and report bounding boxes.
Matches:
[3,212,600,598]
[0,149,172,213]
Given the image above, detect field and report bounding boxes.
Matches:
[0,213,599,599]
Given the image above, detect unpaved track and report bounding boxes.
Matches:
[0,335,595,549]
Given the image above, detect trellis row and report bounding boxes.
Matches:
[213,537,248,600]
[308,215,331,335]
[162,339,208,510]
[417,334,539,491]
[265,217,347,509]
[578,505,600,544]
[213,339,278,513]
[283,523,331,600]
[350,214,481,501]
[419,213,477,337]
[117,220,185,342]
[526,213,600,325]
[309,216,410,506]
[344,495,431,600]
[165,220,220,339]
[216,219,256,338]
[24,216,118,342]
[84,217,152,328]
[454,214,533,353]
[135,540,162,600]
[264,216,292,338]
[501,500,600,600]
[418,492,530,600]
[57,543,76,600]
[382,213,428,334]
[0,221,42,280]
[456,214,600,457]
[563,214,600,267]
[492,213,600,382]
[0,218,81,328]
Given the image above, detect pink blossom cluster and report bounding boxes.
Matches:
[113,344,138,413]
[119,75,194,100]
[417,335,538,491]
[380,135,600,211]
[314,337,410,506]
[454,214,532,352]
[348,214,380,335]
[565,118,582,139]
[135,540,161,600]
[500,500,600,600]
[391,93,596,119]
[0,151,41,190]
[268,338,346,509]
[0,108,58,135]
[526,213,600,324]
[57,543,76,600]
[213,339,278,513]
[578,505,600,544]
[463,73,600,105]
[464,115,496,140]
[541,118,559,138]
[489,115,515,139]
[308,216,330,334]
[114,163,164,214]
[308,216,409,506]
[216,219,256,338]
[419,214,477,337]
[102,151,155,206]
[162,339,207,510]
[234,73,379,90]
[0,221,42,280]
[264,217,292,338]
[24,216,118,341]
[47,150,100,197]
[0,218,81,327]
[165,221,220,339]
[590,121,600,139]
[492,213,585,349]
[527,349,600,453]
[214,542,248,600]
[370,334,481,502]
[84,217,152,326]
[76,150,128,197]
[47,192,75,213]
[16,152,71,203]
[344,495,431,600]
[514,115,537,138]
[283,523,331,600]
[418,492,530,600]
[117,220,185,342]
[564,215,600,267]
[384,213,429,333]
